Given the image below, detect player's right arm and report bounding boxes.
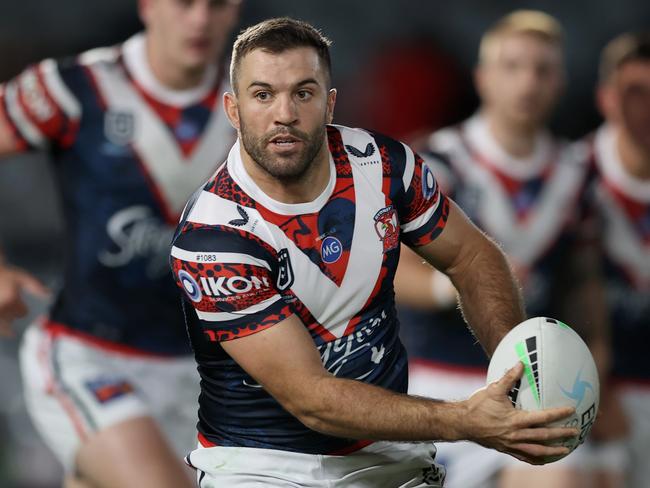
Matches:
[0,251,50,336]
[0,59,76,328]
[0,101,20,156]
[0,59,81,157]
[171,227,577,465]
[221,313,576,464]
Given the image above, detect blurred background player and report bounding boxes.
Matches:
[396,10,607,488]
[578,31,650,488]
[0,0,240,486]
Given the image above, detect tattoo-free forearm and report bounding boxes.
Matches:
[292,375,466,442]
[447,235,525,357]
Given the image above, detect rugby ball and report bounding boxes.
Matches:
[486,317,599,460]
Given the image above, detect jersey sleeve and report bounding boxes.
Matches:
[170,226,294,342]
[398,146,450,248]
[0,58,81,151]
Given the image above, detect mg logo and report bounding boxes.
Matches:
[321,236,342,264]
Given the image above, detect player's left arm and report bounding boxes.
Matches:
[410,200,525,357]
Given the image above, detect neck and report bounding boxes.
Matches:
[241,139,331,204]
[616,128,650,180]
[145,35,206,90]
[484,111,539,159]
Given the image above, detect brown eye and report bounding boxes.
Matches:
[296,90,312,101]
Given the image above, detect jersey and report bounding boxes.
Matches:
[0,33,235,355]
[586,125,650,381]
[170,125,449,454]
[400,114,592,368]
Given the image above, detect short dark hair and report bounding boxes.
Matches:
[599,31,650,83]
[230,17,333,93]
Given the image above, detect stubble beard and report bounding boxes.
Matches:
[239,114,328,183]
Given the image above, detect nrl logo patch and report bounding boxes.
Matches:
[276,248,294,291]
[104,110,135,146]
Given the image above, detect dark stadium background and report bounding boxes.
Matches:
[1,0,648,485]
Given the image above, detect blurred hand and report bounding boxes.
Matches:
[0,263,50,336]
[461,362,578,465]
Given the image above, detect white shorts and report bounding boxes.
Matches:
[610,382,650,488]
[408,359,587,488]
[185,441,446,487]
[19,319,200,472]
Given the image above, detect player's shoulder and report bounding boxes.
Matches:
[174,171,275,252]
[77,44,121,69]
[554,133,593,172]
[427,124,464,155]
[330,124,415,169]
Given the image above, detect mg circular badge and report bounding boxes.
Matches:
[320,236,343,264]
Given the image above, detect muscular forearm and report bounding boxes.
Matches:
[448,236,525,357]
[293,375,466,442]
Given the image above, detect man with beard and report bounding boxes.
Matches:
[0,1,240,486]
[170,17,579,487]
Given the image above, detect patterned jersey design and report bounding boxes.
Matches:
[171,124,449,453]
[400,114,592,368]
[0,33,235,354]
[587,125,650,380]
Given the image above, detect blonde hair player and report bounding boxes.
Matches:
[396,10,607,488]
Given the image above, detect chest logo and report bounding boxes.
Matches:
[321,236,343,264]
[104,110,135,146]
[345,143,375,158]
[374,206,399,253]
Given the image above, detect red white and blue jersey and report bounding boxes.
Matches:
[586,125,650,382]
[400,114,591,369]
[170,125,449,454]
[0,33,235,355]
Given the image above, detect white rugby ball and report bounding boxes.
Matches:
[486,317,599,460]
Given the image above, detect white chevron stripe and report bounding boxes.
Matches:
[88,62,234,217]
[187,128,388,338]
[432,126,588,267]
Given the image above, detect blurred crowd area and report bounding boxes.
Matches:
[0,0,649,486]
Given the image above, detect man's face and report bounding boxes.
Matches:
[225,47,336,180]
[477,33,564,129]
[141,0,240,71]
[600,60,650,153]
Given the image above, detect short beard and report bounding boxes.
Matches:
[239,114,327,183]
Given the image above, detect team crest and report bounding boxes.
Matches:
[104,110,135,146]
[374,206,399,253]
